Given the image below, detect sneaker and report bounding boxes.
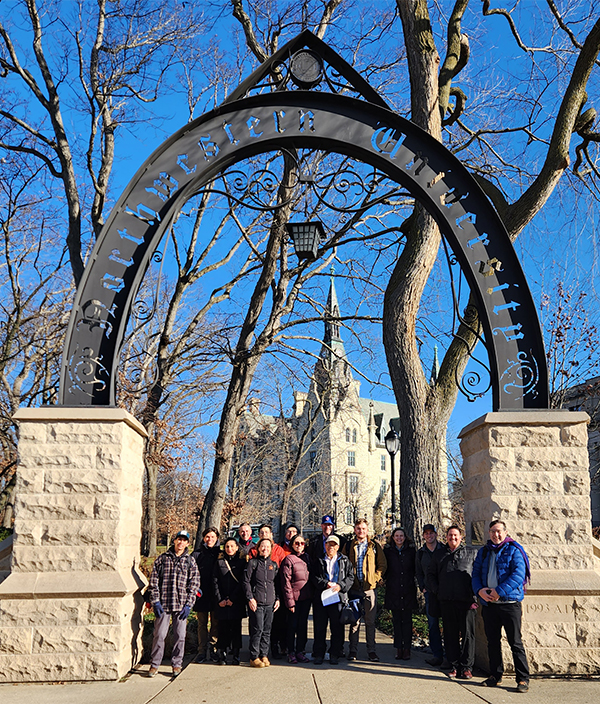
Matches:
[251,658,265,668]
[296,652,310,663]
[461,669,473,679]
[148,667,158,678]
[261,656,271,667]
[313,657,324,665]
[447,669,458,678]
[195,652,207,663]
[330,657,339,665]
[426,657,443,666]
[172,667,182,677]
[368,652,380,662]
[232,655,240,665]
[482,676,502,687]
[516,681,529,693]
[347,653,357,661]
[288,654,298,664]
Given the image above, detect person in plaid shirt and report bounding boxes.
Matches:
[147,530,200,677]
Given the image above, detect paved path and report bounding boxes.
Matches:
[1,628,597,704]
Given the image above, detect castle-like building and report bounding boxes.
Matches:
[230,276,449,536]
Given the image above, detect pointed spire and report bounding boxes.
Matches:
[430,345,440,385]
[319,268,348,366]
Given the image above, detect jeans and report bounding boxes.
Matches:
[248,604,274,659]
[482,602,530,683]
[349,588,378,654]
[425,591,444,659]
[151,611,188,668]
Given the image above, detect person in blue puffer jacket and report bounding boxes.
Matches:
[472,519,531,693]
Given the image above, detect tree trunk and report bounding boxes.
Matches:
[142,455,158,557]
[0,471,16,529]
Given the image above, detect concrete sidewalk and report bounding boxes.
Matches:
[0,629,597,704]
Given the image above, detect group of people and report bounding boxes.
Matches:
[147,516,531,693]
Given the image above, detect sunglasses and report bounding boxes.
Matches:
[294,541,306,545]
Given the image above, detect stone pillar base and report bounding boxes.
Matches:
[460,411,600,676]
[0,408,148,682]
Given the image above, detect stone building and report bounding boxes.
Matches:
[230,277,450,536]
[562,376,600,527]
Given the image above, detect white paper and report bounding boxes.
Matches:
[321,587,341,606]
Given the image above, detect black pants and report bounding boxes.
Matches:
[271,600,288,651]
[216,618,242,652]
[286,599,311,654]
[313,598,344,658]
[440,600,475,672]
[248,605,274,659]
[391,608,413,650]
[482,602,530,683]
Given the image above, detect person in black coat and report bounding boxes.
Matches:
[244,538,280,668]
[192,526,220,662]
[311,535,354,665]
[384,527,417,660]
[212,538,247,665]
[427,525,478,680]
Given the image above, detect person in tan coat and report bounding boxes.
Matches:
[343,519,387,661]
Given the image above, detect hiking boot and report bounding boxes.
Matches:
[261,656,271,667]
[251,658,265,668]
[402,649,411,660]
[516,681,529,693]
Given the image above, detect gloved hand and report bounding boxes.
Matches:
[154,602,164,617]
[178,604,191,621]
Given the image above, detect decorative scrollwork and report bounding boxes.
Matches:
[67,346,109,397]
[501,350,540,400]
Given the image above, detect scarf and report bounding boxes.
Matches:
[486,536,531,586]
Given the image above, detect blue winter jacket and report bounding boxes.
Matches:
[472,542,527,604]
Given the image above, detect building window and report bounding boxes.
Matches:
[352,428,357,443]
[310,476,318,493]
[380,478,387,496]
[345,506,353,524]
[380,454,386,471]
[346,427,351,442]
[310,451,316,467]
[311,427,316,441]
[349,475,359,494]
[347,450,356,467]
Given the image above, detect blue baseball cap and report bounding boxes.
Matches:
[175,530,190,541]
[321,515,335,525]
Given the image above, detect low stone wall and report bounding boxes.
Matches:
[461,411,600,675]
[0,408,148,682]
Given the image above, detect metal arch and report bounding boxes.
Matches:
[59,91,549,410]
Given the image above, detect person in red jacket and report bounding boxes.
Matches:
[280,534,312,663]
[248,524,286,565]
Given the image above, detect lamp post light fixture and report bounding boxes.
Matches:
[332,491,339,526]
[385,428,400,529]
[286,220,326,261]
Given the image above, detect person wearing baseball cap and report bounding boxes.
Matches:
[311,534,354,665]
[147,529,199,677]
[307,515,344,564]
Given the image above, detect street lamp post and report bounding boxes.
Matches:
[385,428,400,529]
[332,491,339,526]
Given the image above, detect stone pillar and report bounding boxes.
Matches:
[460,411,600,675]
[0,408,148,682]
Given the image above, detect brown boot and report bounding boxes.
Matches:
[402,649,411,660]
[251,658,265,668]
[395,648,402,660]
[261,656,271,667]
